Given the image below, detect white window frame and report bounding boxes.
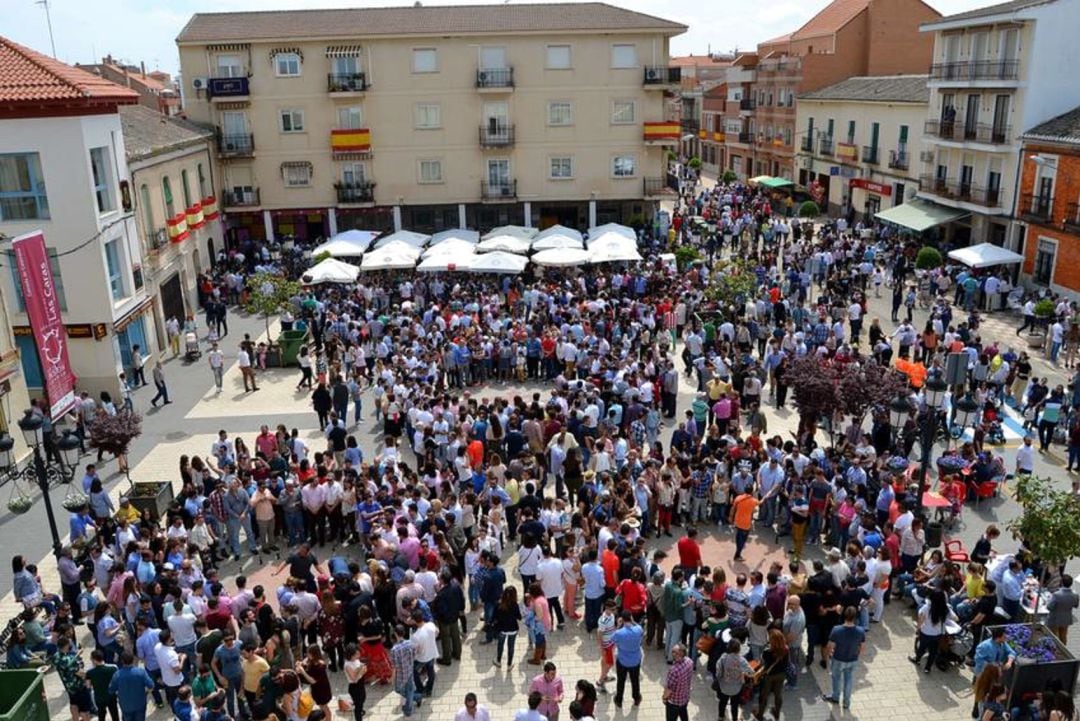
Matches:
[414,103,442,129]
[280,110,305,133]
[412,48,439,74]
[546,44,572,70]
[275,52,302,77]
[104,238,124,300]
[547,101,573,127]
[283,165,312,188]
[89,146,114,214]
[336,106,363,130]
[549,156,573,180]
[332,56,361,76]
[341,162,367,185]
[612,155,636,178]
[611,44,638,69]
[418,159,444,184]
[215,54,244,78]
[611,100,636,125]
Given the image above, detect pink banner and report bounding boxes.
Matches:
[12,231,76,420]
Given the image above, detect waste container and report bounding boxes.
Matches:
[0,670,49,721]
[277,329,308,367]
[925,521,943,549]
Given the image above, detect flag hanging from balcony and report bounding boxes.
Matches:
[837,143,858,160]
[643,122,679,141]
[186,202,204,229]
[167,213,189,243]
[201,196,219,221]
[331,128,371,152]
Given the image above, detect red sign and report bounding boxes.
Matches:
[12,231,77,420]
[850,178,892,196]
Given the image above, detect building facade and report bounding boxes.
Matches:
[796,75,929,219]
[700,85,728,174]
[78,56,182,116]
[916,0,1080,248]
[175,3,685,240]
[1016,107,1080,296]
[120,105,222,351]
[0,36,155,399]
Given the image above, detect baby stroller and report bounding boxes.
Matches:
[936,628,974,671]
[184,331,201,361]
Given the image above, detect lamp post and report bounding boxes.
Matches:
[889,394,913,443]
[952,394,981,444]
[0,411,81,559]
[914,376,949,520]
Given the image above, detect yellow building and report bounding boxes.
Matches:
[175,2,686,239]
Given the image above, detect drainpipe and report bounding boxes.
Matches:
[1009,143,1025,285]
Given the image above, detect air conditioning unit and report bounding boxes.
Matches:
[646,67,659,81]
[191,77,208,91]
[919,150,935,163]
[478,71,488,83]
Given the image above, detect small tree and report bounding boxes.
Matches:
[703,261,758,312]
[1034,298,1055,318]
[90,412,142,479]
[1009,475,1080,613]
[245,271,302,339]
[687,157,702,170]
[673,246,701,271]
[836,362,910,428]
[915,246,943,270]
[721,169,738,184]
[787,356,840,442]
[798,200,820,218]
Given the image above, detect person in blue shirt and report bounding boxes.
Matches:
[171,686,194,721]
[581,550,607,633]
[69,508,97,543]
[610,612,643,708]
[108,650,155,721]
[973,627,1017,676]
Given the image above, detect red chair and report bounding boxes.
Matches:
[944,539,970,563]
[972,480,999,506]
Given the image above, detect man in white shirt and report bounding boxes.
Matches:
[154,629,186,705]
[410,611,440,697]
[237,344,258,392]
[454,693,492,721]
[1015,434,1036,476]
[207,342,225,392]
[536,546,566,628]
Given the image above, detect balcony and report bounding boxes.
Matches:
[739,98,756,111]
[216,132,254,157]
[476,67,514,90]
[919,175,1001,207]
[1066,203,1080,233]
[1019,193,1053,224]
[800,137,813,152]
[479,124,515,148]
[680,118,700,135]
[819,137,834,156]
[643,66,681,87]
[335,182,376,204]
[223,189,260,207]
[861,146,880,165]
[888,149,909,170]
[643,177,675,198]
[207,76,249,99]
[481,180,517,201]
[929,60,1019,82]
[147,227,168,252]
[327,73,367,93]
[737,132,754,144]
[925,120,1011,144]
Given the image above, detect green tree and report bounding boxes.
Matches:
[673,245,701,271]
[721,169,738,184]
[687,157,702,169]
[915,246,943,270]
[245,272,302,339]
[1009,475,1080,613]
[798,201,820,218]
[703,261,758,312]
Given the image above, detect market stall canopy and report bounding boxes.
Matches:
[587,223,636,241]
[374,229,430,249]
[421,238,477,259]
[587,231,639,249]
[311,229,379,256]
[301,257,360,285]
[874,198,968,233]
[759,176,794,189]
[589,243,643,264]
[359,242,420,270]
[417,252,474,272]
[947,242,1025,269]
[532,247,591,267]
[476,234,532,254]
[482,225,537,241]
[531,233,584,251]
[429,229,480,246]
[468,250,529,274]
[535,224,583,243]
[748,175,772,185]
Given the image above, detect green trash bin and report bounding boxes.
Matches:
[0,670,49,721]
[277,329,308,367]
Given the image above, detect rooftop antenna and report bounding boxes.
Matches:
[35,0,57,58]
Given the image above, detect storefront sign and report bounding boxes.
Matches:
[12,230,76,419]
[93,323,108,340]
[65,324,94,339]
[850,178,892,196]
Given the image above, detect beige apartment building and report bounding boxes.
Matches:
[175,3,685,241]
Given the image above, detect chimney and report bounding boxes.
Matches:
[123,64,130,87]
[141,61,146,78]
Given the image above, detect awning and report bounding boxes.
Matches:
[874,198,968,233]
[759,177,794,189]
[326,45,363,58]
[947,242,1025,269]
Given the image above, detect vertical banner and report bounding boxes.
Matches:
[12,230,76,419]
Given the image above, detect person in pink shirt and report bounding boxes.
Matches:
[528,662,565,721]
[397,526,421,570]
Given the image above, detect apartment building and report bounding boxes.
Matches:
[175,3,686,240]
[700,85,728,174]
[1016,107,1080,295]
[724,0,940,181]
[78,56,181,116]
[0,36,150,400]
[796,75,929,219]
[671,54,732,160]
[916,0,1080,249]
[120,105,223,351]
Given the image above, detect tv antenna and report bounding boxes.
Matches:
[36,0,57,58]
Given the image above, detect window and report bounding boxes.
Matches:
[283,164,312,187]
[611,44,637,68]
[139,184,154,237]
[337,106,363,130]
[180,169,192,208]
[89,146,114,213]
[342,163,367,185]
[480,47,506,70]
[0,153,49,221]
[546,44,571,69]
[162,176,174,217]
[847,121,856,144]
[332,56,360,76]
[898,125,909,149]
[418,159,443,184]
[197,163,208,198]
[275,52,301,77]
[1034,238,1056,284]
[549,157,573,179]
[9,247,66,311]
[215,55,243,78]
[612,155,636,177]
[412,48,438,73]
[414,103,441,129]
[280,110,305,133]
[104,239,124,300]
[547,101,572,126]
[611,101,635,125]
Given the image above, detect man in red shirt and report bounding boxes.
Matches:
[601,539,621,598]
[676,527,702,576]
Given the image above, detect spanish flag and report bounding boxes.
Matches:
[643,122,680,141]
[331,128,371,152]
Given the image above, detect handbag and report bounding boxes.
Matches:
[696,633,716,654]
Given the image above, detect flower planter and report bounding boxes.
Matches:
[988,624,1078,708]
[125,481,174,521]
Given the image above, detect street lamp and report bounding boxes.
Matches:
[953,394,981,437]
[914,376,949,521]
[889,394,912,431]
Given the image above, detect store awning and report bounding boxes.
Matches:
[874,198,968,233]
[759,177,794,188]
[947,242,1025,269]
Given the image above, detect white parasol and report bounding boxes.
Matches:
[532,248,591,267]
[301,257,360,284]
[476,235,532,254]
[467,250,529,274]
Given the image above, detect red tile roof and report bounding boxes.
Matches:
[0,36,139,106]
[791,0,871,40]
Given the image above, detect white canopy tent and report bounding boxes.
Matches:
[301,257,360,285]
[417,253,474,272]
[534,224,583,243]
[531,233,584,251]
[429,229,480,246]
[587,223,636,241]
[589,244,643,264]
[310,229,379,256]
[476,235,532,254]
[947,243,1025,269]
[532,248,591,267]
[359,243,420,271]
[421,238,478,258]
[586,230,639,248]
[468,250,529,274]
[482,225,537,241]
[374,230,430,249]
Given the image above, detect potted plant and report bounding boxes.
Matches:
[885,455,910,478]
[935,454,967,479]
[126,481,174,521]
[988,623,1079,708]
[798,200,820,219]
[915,246,943,271]
[721,169,737,184]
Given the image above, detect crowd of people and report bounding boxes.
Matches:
[7,166,1080,721]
